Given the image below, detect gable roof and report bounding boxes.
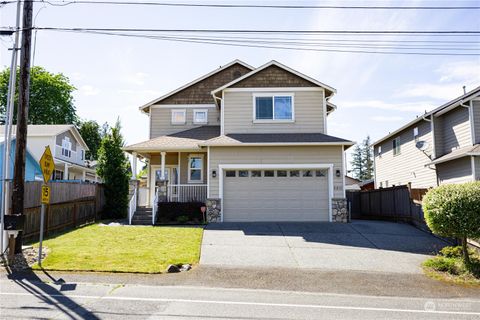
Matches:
[211,60,336,98]
[0,124,89,150]
[372,85,480,147]
[139,59,254,113]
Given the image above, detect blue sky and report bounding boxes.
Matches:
[0,0,479,169]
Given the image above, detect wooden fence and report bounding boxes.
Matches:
[346,185,429,230]
[5,181,105,242]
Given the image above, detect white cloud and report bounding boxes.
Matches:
[80,85,100,96]
[122,72,149,86]
[397,60,480,101]
[341,100,433,113]
[370,115,404,122]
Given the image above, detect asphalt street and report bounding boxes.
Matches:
[1,274,480,320]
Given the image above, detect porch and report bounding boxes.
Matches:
[132,150,208,208]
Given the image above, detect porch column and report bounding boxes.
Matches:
[64,162,69,180]
[131,152,138,180]
[82,170,86,182]
[160,151,166,180]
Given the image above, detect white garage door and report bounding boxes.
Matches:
[223,169,330,222]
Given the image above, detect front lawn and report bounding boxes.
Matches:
[32,224,203,273]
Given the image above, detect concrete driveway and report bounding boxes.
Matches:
[200,220,449,274]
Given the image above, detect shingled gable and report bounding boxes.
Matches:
[211,60,336,98]
[139,60,254,113]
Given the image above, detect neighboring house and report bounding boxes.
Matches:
[373,86,480,189]
[345,176,361,190]
[0,125,98,182]
[125,59,353,222]
[0,138,43,197]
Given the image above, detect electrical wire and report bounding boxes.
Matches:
[51,29,480,56]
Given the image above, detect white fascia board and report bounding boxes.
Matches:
[211,60,336,96]
[123,147,202,153]
[200,142,355,147]
[224,87,323,92]
[138,59,254,113]
[69,126,90,151]
[150,104,216,109]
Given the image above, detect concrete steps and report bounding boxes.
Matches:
[132,207,153,225]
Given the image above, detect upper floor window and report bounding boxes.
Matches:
[413,127,419,141]
[393,137,401,156]
[193,109,208,124]
[61,137,72,158]
[377,146,382,157]
[188,154,204,183]
[80,149,84,161]
[254,94,294,122]
[171,109,186,125]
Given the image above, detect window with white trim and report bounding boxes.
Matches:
[171,109,186,124]
[377,146,382,157]
[254,94,294,121]
[413,127,419,141]
[188,154,204,182]
[61,136,72,158]
[193,109,208,124]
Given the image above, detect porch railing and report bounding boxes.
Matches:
[167,184,207,203]
[152,187,159,225]
[128,187,137,225]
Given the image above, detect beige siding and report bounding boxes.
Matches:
[149,106,220,138]
[436,107,472,156]
[223,90,325,134]
[374,119,437,188]
[437,157,472,185]
[473,101,480,144]
[208,146,344,198]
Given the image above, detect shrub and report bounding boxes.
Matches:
[157,202,205,224]
[440,246,476,259]
[423,256,460,275]
[423,182,480,265]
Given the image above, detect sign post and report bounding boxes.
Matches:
[38,146,54,266]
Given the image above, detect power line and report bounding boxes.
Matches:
[16,0,480,10]
[51,29,480,56]
[33,27,480,35]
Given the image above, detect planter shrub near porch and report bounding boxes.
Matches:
[157,202,205,224]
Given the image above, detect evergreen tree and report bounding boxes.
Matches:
[351,144,364,180]
[362,135,374,180]
[97,119,131,219]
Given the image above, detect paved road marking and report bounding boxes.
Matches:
[1,292,479,316]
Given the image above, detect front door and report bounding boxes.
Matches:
[149,166,179,205]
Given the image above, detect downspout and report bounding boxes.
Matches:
[421,114,439,186]
[212,94,224,135]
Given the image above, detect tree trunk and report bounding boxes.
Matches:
[462,237,471,266]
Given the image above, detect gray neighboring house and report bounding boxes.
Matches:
[372,86,480,189]
[125,59,354,222]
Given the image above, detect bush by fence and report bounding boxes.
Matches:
[4,181,105,242]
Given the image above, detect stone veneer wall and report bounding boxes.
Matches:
[206,198,222,222]
[332,198,349,223]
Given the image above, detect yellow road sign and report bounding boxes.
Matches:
[39,146,55,183]
[41,185,50,204]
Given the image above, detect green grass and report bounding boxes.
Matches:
[32,224,203,273]
[422,246,480,286]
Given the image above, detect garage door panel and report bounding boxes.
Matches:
[223,169,330,222]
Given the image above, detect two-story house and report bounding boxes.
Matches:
[373,86,480,189]
[125,60,353,223]
[0,125,98,182]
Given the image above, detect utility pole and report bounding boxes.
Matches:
[11,0,33,253]
[0,0,22,258]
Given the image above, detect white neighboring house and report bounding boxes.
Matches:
[0,125,98,182]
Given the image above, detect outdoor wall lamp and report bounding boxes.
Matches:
[335,169,341,177]
[212,170,217,178]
